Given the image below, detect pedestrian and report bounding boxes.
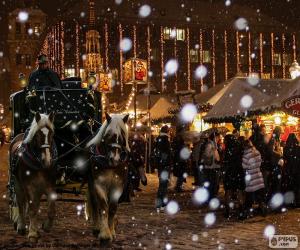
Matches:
[223,134,245,219]
[199,132,221,200]
[283,133,300,207]
[172,126,189,192]
[154,125,172,209]
[242,139,267,217]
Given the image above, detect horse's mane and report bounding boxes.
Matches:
[87,114,130,151]
[23,114,54,144]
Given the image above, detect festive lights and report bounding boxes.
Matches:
[199,29,203,90]
[293,34,297,61]
[147,26,151,72]
[236,31,240,72]
[174,28,178,91]
[119,23,123,94]
[60,21,65,78]
[271,33,274,78]
[212,29,216,87]
[76,22,80,77]
[160,26,164,92]
[248,32,252,73]
[259,33,263,75]
[133,25,137,58]
[224,30,228,80]
[105,23,109,70]
[282,33,286,78]
[187,28,191,90]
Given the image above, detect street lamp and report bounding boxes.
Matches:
[19,73,27,87]
[289,60,300,79]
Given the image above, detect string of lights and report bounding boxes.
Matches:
[259,33,263,76]
[133,25,137,58]
[271,32,274,78]
[75,22,80,77]
[212,29,216,87]
[236,31,240,73]
[105,23,109,70]
[199,29,203,90]
[147,26,151,72]
[248,32,252,73]
[60,22,65,78]
[224,30,228,80]
[187,28,191,90]
[119,23,123,94]
[293,34,297,61]
[282,33,286,78]
[174,28,178,91]
[160,26,164,92]
[57,24,61,76]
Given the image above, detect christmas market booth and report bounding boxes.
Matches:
[203,77,300,139]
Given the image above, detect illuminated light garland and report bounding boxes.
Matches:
[187,28,191,90]
[282,33,286,79]
[119,23,123,94]
[212,29,216,87]
[271,33,274,78]
[60,21,65,78]
[199,29,203,90]
[76,22,80,77]
[147,26,151,72]
[293,34,297,61]
[174,28,178,91]
[224,30,228,80]
[259,33,263,76]
[160,26,164,92]
[248,32,252,73]
[236,31,240,73]
[105,23,109,70]
[133,25,137,58]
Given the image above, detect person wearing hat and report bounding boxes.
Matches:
[27,54,62,91]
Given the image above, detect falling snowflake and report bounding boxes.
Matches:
[180,103,197,123]
[139,5,151,18]
[180,147,191,160]
[115,0,123,4]
[240,95,253,108]
[209,198,220,210]
[166,201,179,215]
[264,225,275,239]
[165,243,172,250]
[193,187,209,205]
[225,0,231,6]
[204,212,216,226]
[234,17,248,30]
[120,38,132,52]
[165,59,179,75]
[195,65,208,79]
[247,74,260,86]
[270,193,284,209]
[18,11,29,23]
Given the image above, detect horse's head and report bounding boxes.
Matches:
[87,113,130,167]
[23,112,55,168]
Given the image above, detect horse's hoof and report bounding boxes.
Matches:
[92,229,100,238]
[17,228,26,236]
[100,238,112,247]
[29,237,38,243]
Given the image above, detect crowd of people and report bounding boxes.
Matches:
[153,123,300,219]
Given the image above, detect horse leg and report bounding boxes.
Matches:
[27,187,42,242]
[14,180,26,235]
[86,187,100,237]
[108,202,118,240]
[42,189,56,233]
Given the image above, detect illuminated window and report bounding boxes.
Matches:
[176,29,185,41]
[34,23,40,34]
[203,50,211,63]
[163,27,185,41]
[283,53,293,65]
[80,69,86,80]
[163,27,172,40]
[273,53,281,65]
[190,49,199,63]
[65,68,75,77]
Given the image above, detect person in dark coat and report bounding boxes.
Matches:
[172,126,189,192]
[154,125,172,209]
[283,133,300,207]
[27,54,62,91]
[223,134,245,219]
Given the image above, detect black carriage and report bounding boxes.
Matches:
[9,78,102,195]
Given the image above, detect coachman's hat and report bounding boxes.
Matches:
[37,54,48,64]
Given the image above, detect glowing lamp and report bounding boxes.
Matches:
[289,60,300,79]
[88,71,96,86]
[19,73,27,87]
[274,116,282,125]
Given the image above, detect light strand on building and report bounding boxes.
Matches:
[160,26,164,92]
[187,28,191,90]
[248,32,252,73]
[119,23,123,94]
[271,33,274,78]
[105,23,109,70]
[200,29,203,89]
[174,28,178,91]
[133,25,137,58]
[282,33,286,78]
[212,29,216,87]
[57,24,61,76]
[224,30,228,80]
[75,22,80,77]
[60,21,65,78]
[259,33,263,76]
[236,31,240,73]
[147,26,151,72]
[293,34,297,61]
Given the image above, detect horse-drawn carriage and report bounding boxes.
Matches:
[7,79,131,244]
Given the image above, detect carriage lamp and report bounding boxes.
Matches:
[88,71,97,86]
[19,73,27,87]
[289,60,300,79]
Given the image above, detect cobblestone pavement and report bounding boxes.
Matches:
[0,144,299,249]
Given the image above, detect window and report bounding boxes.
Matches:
[176,29,185,41]
[163,27,185,41]
[34,23,40,35]
[283,53,293,65]
[190,49,199,63]
[16,54,22,65]
[15,22,21,34]
[273,53,282,65]
[65,68,75,77]
[163,27,172,40]
[203,50,211,63]
[25,54,31,66]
